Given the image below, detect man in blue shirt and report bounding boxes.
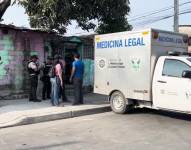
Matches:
[70,53,84,105]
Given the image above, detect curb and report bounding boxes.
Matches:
[0,106,111,129]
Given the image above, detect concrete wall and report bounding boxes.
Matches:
[0,28,95,98]
[0,28,49,95]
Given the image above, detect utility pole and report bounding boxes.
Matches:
[174,0,179,32]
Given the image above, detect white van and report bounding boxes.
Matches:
[94,29,191,114]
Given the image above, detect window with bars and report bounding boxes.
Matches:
[83,45,94,59]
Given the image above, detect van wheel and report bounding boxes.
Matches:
[110,91,128,114]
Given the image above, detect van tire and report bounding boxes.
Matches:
[110,91,129,114]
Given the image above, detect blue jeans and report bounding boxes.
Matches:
[51,77,61,106]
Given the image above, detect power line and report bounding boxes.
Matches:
[133,9,191,27]
[72,9,191,35]
[135,10,190,26]
[129,0,187,19]
[69,0,191,35]
[129,0,191,20]
[129,0,191,22]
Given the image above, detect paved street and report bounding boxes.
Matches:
[1,109,191,150]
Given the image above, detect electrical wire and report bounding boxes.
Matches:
[133,9,191,27]
[129,0,188,18]
[129,0,191,22]
[68,0,191,35]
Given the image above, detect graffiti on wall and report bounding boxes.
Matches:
[0,34,41,90]
[0,36,14,84]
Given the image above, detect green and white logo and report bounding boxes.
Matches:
[131,58,141,71]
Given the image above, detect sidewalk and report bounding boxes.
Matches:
[0,94,110,129]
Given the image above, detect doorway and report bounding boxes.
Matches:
[64,49,78,84]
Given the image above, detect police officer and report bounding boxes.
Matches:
[28,55,41,102]
[41,56,53,100]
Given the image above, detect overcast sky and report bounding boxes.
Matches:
[2,0,191,35]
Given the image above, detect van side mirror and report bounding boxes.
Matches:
[182,70,191,78]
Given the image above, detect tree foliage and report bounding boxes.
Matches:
[19,0,132,34]
[0,0,11,20]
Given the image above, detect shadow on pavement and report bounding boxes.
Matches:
[127,108,191,121]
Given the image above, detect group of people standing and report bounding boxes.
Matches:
[27,53,84,106]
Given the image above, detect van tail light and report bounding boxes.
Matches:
[152,32,159,39]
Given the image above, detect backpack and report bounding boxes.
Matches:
[50,61,64,78]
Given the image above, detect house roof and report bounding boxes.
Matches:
[0,24,94,43]
[0,23,55,34]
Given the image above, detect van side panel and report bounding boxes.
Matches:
[94,30,151,101]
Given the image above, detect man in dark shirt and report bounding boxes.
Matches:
[41,56,53,100]
[70,53,84,105]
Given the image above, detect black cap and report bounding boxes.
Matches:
[30,55,38,59]
[47,56,53,60]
